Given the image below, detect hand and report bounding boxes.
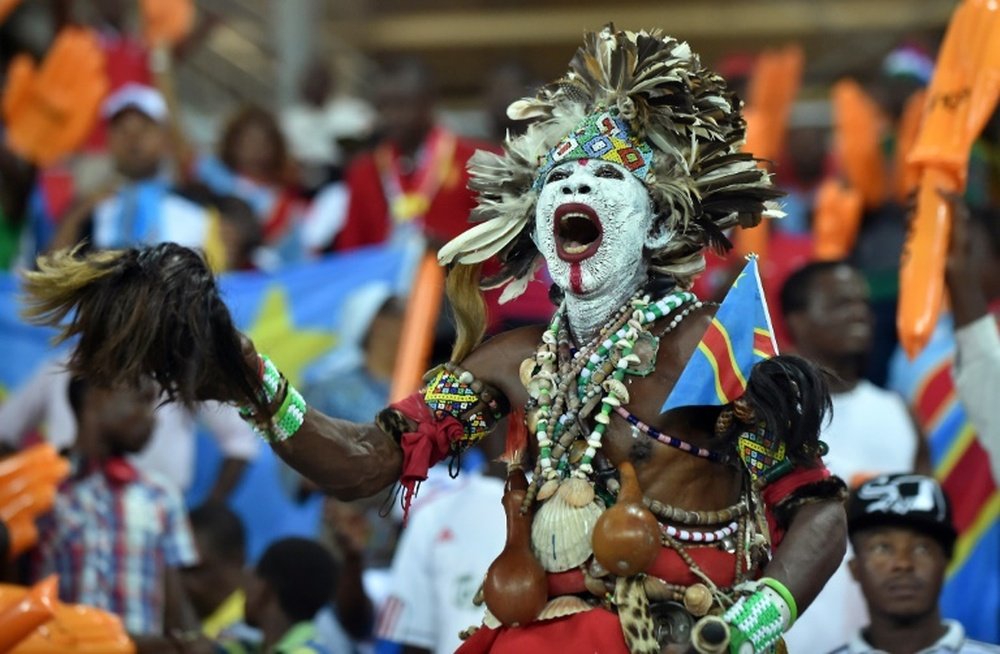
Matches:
[141,0,195,47]
[2,28,108,167]
[942,189,975,285]
[941,190,989,328]
[324,498,370,557]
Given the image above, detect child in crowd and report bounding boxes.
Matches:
[182,503,250,640]
[221,537,337,654]
[33,375,209,652]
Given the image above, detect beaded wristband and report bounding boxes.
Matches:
[722,580,789,653]
[239,355,308,444]
[759,577,797,628]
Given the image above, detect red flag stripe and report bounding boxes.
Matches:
[913,360,954,427]
[701,319,747,401]
[941,439,998,533]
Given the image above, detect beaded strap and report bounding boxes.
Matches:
[616,406,727,463]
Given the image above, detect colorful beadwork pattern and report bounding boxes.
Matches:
[422,368,496,444]
[533,110,653,190]
[737,427,791,484]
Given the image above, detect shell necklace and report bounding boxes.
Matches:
[525,289,696,504]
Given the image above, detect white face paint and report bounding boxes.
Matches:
[533,159,668,340]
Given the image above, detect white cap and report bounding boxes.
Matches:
[102,83,168,123]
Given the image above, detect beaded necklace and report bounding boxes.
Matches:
[526,289,696,500]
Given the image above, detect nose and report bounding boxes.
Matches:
[561,180,591,195]
[890,548,916,573]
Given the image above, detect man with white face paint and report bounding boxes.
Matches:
[26,27,847,654]
[533,159,667,341]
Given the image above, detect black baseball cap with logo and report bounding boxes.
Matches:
[847,473,958,557]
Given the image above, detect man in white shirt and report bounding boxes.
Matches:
[0,355,258,502]
[827,474,1000,654]
[375,468,504,654]
[780,260,929,652]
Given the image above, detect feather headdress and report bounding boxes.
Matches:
[438,25,783,300]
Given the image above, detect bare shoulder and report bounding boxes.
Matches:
[460,324,547,406]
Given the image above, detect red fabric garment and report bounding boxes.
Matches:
[333,130,554,331]
[389,393,465,520]
[456,607,630,654]
[761,462,832,545]
[334,130,492,250]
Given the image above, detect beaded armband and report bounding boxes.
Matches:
[378,363,508,451]
[720,578,797,653]
[423,363,507,446]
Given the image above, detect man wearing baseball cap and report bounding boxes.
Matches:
[828,474,999,653]
[49,83,212,255]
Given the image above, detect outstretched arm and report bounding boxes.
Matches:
[271,411,402,500]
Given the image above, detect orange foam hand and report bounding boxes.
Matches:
[2,28,108,167]
[813,178,864,261]
[0,0,22,25]
[898,0,1000,358]
[141,0,195,47]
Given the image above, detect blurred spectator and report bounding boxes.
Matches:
[281,55,375,194]
[888,200,1000,643]
[0,353,259,503]
[183,503,249,640]
[943,197,1000,481]
[828,473,1000,654]
[189,105,307,264]
[176,183,263,272]
[316,498,377,652]
[850,202,911,386]
[375,464,504,654]
[33,375,207,650]
[782,259,928,652]
[48,83,214,254]
[304,284,402,424]
[331,58,491,252]
[223,537,338,654]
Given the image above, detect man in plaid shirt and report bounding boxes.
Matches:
[33,376,206,650]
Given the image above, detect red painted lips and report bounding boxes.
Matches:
[553,203,603,263]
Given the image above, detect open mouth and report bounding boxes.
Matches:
[553,203,603,263]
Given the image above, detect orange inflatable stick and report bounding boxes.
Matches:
[0,577,56,651]
[12,603,135,654]
[832,79,888,209]
[389,253,445,402]
[813,178,864,261]
[893,90,927,202]
[140,0,194,47]
[899,0,1000,358]
[736,45,804,260]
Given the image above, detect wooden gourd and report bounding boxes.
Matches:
[483,468,547,626]
[592,461,660,577]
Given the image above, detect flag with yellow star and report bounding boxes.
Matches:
[0,245,409,400]
[220,246,409,387]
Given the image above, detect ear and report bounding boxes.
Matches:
[847,555,861,583]
[646,213,675,250]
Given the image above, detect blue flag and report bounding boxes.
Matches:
[662,257,778,412]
